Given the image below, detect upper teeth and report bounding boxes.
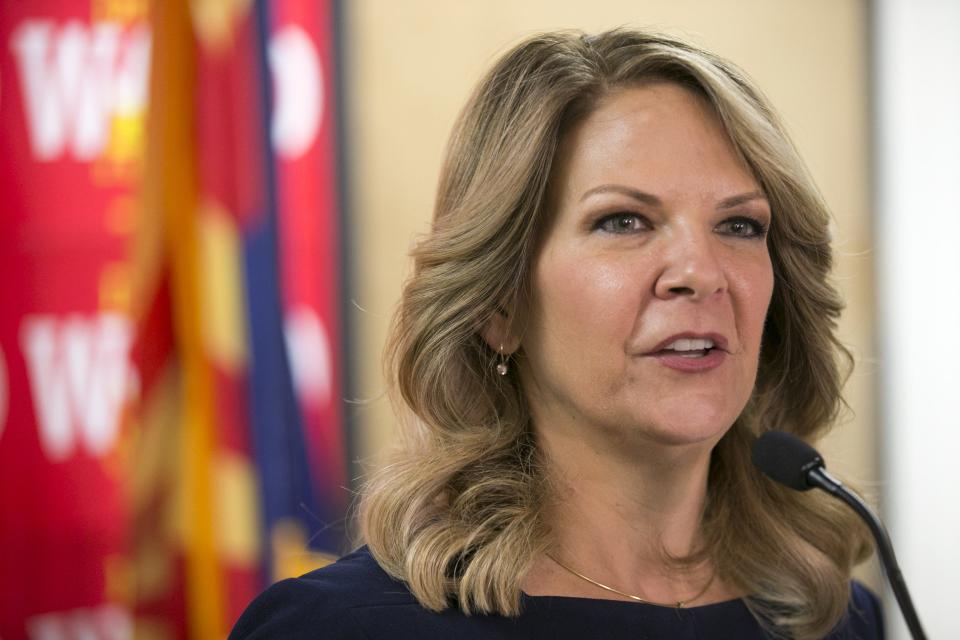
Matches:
[665,338,715,351]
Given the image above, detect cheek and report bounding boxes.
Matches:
[733,258,774,349]
[533,252,645,341]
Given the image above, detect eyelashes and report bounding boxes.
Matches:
[594,212,652,234]
[593,212,769,239]
[714,216,768,239]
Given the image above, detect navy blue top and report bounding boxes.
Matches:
[230,547,884,639]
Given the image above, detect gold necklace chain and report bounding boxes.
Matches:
[545,552,716,609]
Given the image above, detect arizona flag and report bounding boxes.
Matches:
[130,0,348,638]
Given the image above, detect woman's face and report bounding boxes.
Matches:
[519,83,774,450]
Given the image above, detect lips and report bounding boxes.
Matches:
[647,332,729,355]
[660,337,715,356]
[638,332,731,372]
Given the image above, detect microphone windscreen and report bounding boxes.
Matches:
[751,430,823,491]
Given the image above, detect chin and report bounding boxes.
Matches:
[641,425,731,449]
[636,407,739,448]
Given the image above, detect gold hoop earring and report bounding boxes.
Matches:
[496,344,509,376]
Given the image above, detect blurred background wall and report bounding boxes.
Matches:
[874,2,960,638]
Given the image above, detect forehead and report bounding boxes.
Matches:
[548,82,759,208]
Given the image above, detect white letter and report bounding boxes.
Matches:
[20,314,133,461]
[76,313,132,456]
[21,315,76,461]
[284,306,332,408]
[10,20,128,160]
[111,24,151,117]
[269,25,323,160]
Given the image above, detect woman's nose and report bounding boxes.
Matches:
[653,233,727,301]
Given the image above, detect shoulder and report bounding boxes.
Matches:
[229,547,418,640]
[829,581,885,639]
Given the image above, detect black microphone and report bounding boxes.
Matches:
[752,430,927,640]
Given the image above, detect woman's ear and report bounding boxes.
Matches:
[480,311,520,355]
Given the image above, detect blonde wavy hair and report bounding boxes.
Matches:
[359,28,871,639]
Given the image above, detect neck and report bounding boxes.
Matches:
[547,428,713,565]
[524,423,730,604]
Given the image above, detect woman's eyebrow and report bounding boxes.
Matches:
[580,185,768,211]
[717,191,768,209]
[579,184,662,205]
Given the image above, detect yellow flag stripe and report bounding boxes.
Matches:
[148,0,224,635]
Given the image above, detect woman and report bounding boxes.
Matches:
[232,29,881,639]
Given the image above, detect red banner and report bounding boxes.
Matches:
[270,0,348,551]
[0,1,150,637]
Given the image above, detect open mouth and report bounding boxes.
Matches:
[656,338,716,358]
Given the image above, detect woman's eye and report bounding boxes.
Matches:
[715,216,768,239]
[596,213,650,234]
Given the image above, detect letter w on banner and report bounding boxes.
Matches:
[131,0,349,637]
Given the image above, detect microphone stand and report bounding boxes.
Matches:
[806,466,927,640]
